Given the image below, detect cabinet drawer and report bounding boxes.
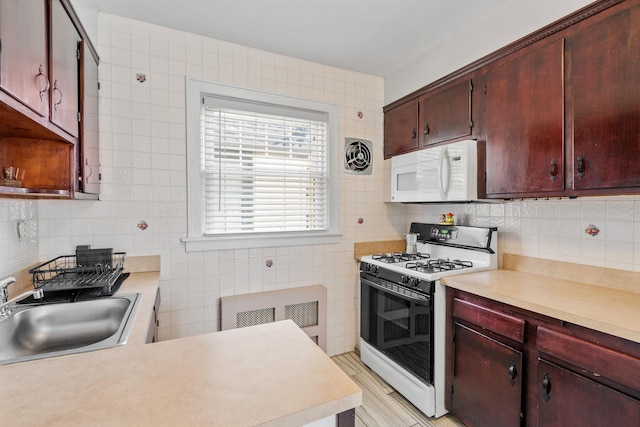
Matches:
[537,326,640,391]
[452,298,525,343]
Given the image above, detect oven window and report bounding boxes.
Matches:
[361,277,434,384]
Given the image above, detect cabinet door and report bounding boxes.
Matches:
[451,323,522,427]
[50,0,80,137]
[78,40,99,194]
[384,100,419,158]
[0,0,49,117]
[570,5,640,190]
[537,360,640,427]
[420,79,473,146]
[485,39,564,196]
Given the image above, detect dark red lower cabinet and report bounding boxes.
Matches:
[450,323,523,427]
[537,360,640,427]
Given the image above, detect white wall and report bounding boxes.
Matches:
[37,13,406,355]
[384,0,595,103]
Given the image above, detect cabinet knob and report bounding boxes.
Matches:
[411,128,417,144]
[550,158,558,182]
[424,122,430,136]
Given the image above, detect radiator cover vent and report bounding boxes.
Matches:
[285,301,318,328]
[236,307,275,328]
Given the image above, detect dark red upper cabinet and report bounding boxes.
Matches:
[569,4,640,191]
[0,0,50,118]
[384,99,420,158]
[420,79,473,147]
[484,38,565,197]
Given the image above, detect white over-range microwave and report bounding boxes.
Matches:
[390,139,479,202]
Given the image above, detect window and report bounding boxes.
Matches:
[184,79,340,251]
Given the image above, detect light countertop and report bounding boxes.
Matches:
[442,255,640,344]
[0,260,361,426]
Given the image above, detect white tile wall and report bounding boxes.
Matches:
[0,200,38,279]
[407,196,640,274]
[36,13,402,356]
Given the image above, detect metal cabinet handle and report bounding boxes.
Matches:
[36,65,50,101]
[508,361,517,386]
[85,163,93,184]
[424,122,430,136]
[53,80,63,111]
[576,154,586,179]
[411,128,417,144]
[542,373,552,401]
[550,158,558,182]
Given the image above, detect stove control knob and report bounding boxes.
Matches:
[364,264,378,275]
[400,275,409,285]
[408,278,420,288]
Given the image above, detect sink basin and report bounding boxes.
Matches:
[0,293,140,366]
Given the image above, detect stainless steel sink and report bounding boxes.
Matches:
[0,293,140,366]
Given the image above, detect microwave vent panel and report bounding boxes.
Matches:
[344,138,373,175]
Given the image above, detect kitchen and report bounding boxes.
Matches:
[0,0,639,426]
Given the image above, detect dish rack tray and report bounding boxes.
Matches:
[29,253,126,293]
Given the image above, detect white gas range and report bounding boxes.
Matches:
[359,222,497,417]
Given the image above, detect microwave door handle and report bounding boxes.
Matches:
[439,147,451,200]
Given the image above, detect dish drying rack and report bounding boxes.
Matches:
[29,252,126,295]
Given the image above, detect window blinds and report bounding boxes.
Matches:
[202,97,329,235]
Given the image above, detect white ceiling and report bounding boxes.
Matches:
[94,0,510,77]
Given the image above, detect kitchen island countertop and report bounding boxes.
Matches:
[0,261,361,426]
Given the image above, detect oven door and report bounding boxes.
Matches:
[360,274,434,384]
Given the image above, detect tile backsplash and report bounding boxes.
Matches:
[408,196,640,273]
[0,200,38,279]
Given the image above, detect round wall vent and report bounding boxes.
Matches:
[344,138,373,175]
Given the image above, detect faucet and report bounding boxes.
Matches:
[0,276,44,319]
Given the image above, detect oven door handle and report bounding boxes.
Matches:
[361,276,431,303]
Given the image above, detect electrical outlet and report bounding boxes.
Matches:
[16,221,28,240]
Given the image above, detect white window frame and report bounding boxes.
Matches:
[183,78,340,252]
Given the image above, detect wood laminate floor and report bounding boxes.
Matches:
[332,352,465,427]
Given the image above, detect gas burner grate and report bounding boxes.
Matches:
[372,252,430,263]
[406,258,473,273]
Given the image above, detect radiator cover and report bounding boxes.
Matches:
[220,285,327,351]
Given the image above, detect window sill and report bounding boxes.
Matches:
[182,231,342,252]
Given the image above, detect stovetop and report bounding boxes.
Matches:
[361,223,498,281]
[363,251,487,279]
